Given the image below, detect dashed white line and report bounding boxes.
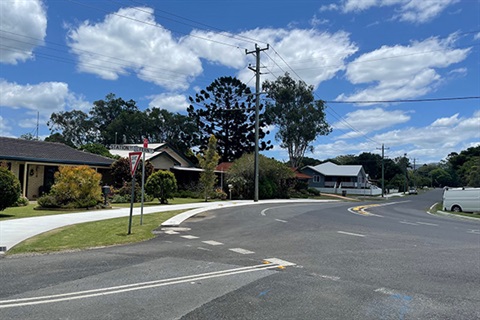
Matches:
[181,235,199,239]
[467,229,480,235]
[229,248,255,254]
[275,219,288,223]
[164,230,179,235]
[416,222,439,226]
[202,240,223,246]
[399,221,418,226]
[337,231,365,237]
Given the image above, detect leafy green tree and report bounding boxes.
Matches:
[90,93,140,144]
[197,135,220,201]
[44,133,76,148]
[144,107,199,156]
[263,73,332,168]
[187,76,272,162]
[227,154,294,199]
[0,166,21,211]
[19,133,37,140]
[430,168,453,187]
[80,143,118,159]
[466,165,480,187]
[48,110,95,147]
[145,170,177,204]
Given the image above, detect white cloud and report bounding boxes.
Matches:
[67,6,357,91]
[333,108,410,136]
[148,93,189,113]
[337,36,470,103]
[474,32,480,40]
[0,79,90,116]
[0,116,13,136]
[309,110,479,162]
[235,29,357,88]
[321,0,458,23]
[67,7,203,90]
[0,0,47,64]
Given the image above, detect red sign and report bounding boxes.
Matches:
[129,152,142,177]
[143,138,148,148]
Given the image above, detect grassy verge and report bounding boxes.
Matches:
[430,202,480,219]
[7,209,186,255]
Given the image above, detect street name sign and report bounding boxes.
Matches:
[110,144,155,153]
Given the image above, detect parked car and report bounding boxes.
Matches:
[408,188,418,195]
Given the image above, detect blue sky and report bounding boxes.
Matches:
[1,0,479,164]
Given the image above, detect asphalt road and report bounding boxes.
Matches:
[1,189,478,319]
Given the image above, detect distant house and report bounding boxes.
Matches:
[301,161,381,195]
[109,143,200,188]
[0,137,114,200]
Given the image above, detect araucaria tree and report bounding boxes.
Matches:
[263,73,331,168]
[197,135,220,201]
[187,76,272,162]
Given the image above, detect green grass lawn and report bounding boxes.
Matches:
[7,209,186,255]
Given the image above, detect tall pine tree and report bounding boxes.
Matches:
[187,76,272,162]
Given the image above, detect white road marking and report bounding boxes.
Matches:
[264,258,296,267]
[318,274,340,281]
[181,235,199,239]
[229,248,255,254]
[416,222,439,226]
[197,247,212,251]
[374,287,397,295]
[275,219,288,223]
[337,231,365,237]
[164,230,179,235]
[0,263,280,309]
[202,240,223,246]
[161,227,191,232]
[399,221,418,226]
[467,229,480,235]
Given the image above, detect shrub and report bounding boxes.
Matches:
[37,194,59,208]
[14,196,29,207]
[307,188,321,196]
[45,166,103,208]
[145,170,177,204]
[213,188,227,200]
[0,167,21,211]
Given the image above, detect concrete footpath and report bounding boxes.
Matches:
[0,199,333,253]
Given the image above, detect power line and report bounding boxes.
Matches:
[325,96,480,104]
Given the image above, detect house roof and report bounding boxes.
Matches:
[290,167,312,179]
[216,162,233,172]
[0,136,114,167]
[306,161,364,177]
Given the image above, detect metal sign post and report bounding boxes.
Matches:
[140,138,148,225]
[128,152,142,235]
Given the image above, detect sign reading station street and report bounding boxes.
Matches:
[109,144,155,153]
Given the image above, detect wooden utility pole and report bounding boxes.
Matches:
[377,144,389,197]
[246,44,269,202]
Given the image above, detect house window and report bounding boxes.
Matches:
[313,175,321,183]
